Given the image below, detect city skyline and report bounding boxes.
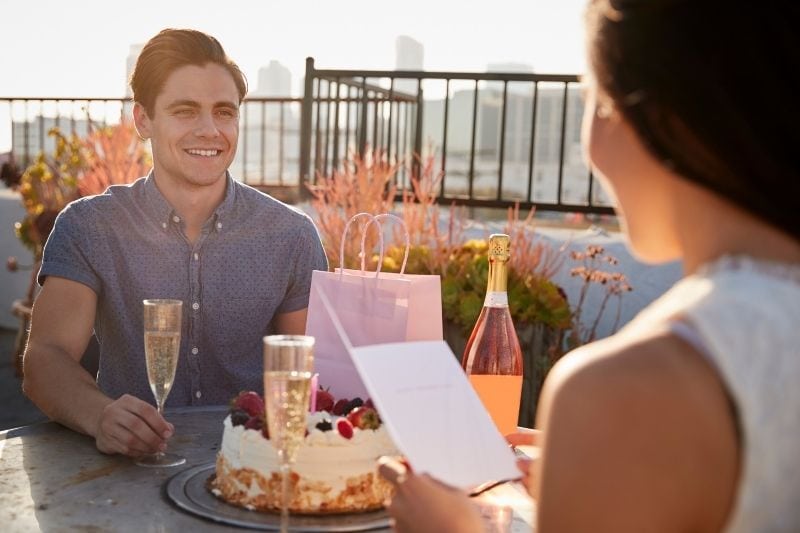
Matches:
[1,0,594,205]
[1,0,588,152]
[1,0,587,97]
[4,40,595,206]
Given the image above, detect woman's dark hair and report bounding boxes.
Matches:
[130,28,248,117]
[586,0,799,240]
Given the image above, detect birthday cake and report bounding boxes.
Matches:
[212,390,398,514]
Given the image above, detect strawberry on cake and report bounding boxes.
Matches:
[212,390,399,514]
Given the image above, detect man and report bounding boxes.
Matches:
[23,29,328,458]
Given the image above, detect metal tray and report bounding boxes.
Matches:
[165,463,391,531]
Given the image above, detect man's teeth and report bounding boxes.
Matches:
[187,149,219,157]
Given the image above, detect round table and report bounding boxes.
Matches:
[0,406,535,531]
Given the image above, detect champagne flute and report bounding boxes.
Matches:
[136,299,186,468]
[263,335,314,533]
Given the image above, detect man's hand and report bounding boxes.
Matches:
[378,457,484,533]
[94,394,174,457]
[23,277,176,459]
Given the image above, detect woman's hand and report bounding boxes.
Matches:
[378,457,484,533]
[506,428,542,495]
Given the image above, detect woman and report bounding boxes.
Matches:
[380,1,800,531]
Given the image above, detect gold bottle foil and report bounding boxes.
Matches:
[486,234,510,294]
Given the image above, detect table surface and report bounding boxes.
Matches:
[0,406,535,532]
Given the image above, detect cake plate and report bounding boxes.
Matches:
[166,463,391,531]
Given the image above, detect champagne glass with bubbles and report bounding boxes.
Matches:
[263,335,314,533]
[136,299,186,467]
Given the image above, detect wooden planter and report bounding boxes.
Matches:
[442,320,559,429]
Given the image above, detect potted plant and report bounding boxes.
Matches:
[309,152,632,424]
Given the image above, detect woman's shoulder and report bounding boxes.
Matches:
[540,326,735,440]
[535,327,739,532]
[548,323,717,387]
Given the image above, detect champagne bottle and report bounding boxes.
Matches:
[461,234,523,436]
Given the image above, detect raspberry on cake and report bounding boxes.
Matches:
[212,389,399,514]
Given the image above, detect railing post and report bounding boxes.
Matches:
[556,82,569,207]
[468,81,479,199]
[412,80,424,180]
[358,78,368,158]
[497,81,509,201]
[299,57,315,197]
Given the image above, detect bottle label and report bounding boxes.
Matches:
[469,374,523,436]
[483,291,508,307]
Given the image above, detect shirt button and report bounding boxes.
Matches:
[195,390,202,399]
[172,215,181,223]
[191,347,199,355]
[192,302,200,311]
[161,222,167,229]
[193,253,199,261]
[216,222,223,230]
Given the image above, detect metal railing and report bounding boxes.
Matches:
[299,58,614,215]
[0,96,302,188]
[0,97,130,167]
[1,60,614,215]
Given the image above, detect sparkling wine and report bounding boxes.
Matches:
[264,370,312,463]
[462,234,524,436]
[137,299,185,468]
[144,331,180,408]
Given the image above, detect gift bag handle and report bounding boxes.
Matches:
[361,213,411,276]
[339,212,385,280]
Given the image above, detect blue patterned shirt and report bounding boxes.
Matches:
[39,173,328,407]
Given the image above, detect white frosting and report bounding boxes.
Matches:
[219,413,398,497]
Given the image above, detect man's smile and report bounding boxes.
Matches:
[185,148,222,157]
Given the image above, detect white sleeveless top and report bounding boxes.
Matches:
[621,255,800,533]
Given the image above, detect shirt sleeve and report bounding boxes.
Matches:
[276,216,329,314]
[37,200,102,294]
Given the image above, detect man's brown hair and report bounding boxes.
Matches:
[130,28,247,117]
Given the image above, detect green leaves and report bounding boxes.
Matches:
[441,277,462,322]
[381,240,574,338]
[457,293,483,333]
[15,129,84,257]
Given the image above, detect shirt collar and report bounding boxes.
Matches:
[143,171,237,233]
[143,171,174,230]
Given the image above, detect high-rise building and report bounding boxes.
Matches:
[421,83,587,203]
[395,35,424,70]
[253,61,292,97]
[237,60,298,184]
[395,35,424,96]
[123,44,143,118]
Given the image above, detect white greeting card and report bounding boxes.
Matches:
[349,340,520,491]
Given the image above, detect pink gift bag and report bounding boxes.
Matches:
[305,213,443,399]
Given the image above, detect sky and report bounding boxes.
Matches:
[0,0,588,149]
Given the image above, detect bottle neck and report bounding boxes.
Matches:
[484,257,509,307]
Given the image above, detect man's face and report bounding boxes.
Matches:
[134,63,240,190]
